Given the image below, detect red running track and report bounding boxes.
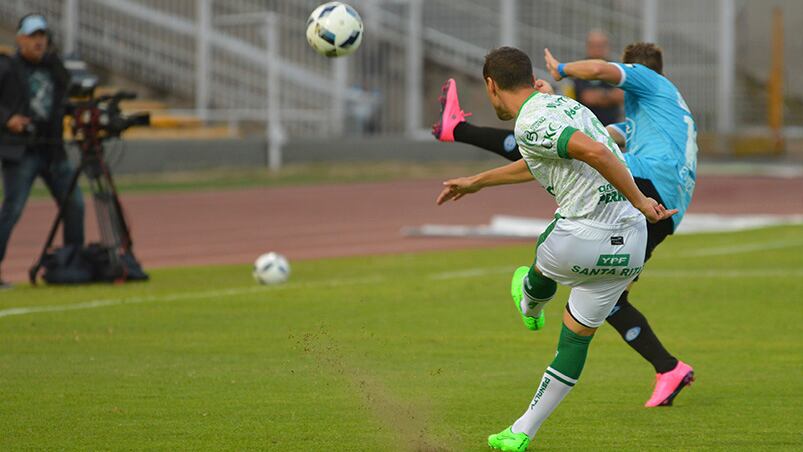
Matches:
[2,175,802,283]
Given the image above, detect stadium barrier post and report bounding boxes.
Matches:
[769,6,785,154]
[500,0,517,47]
[63,0,78,55]
[265,11,284,172]
[642,0,658,43]
[405,0,423,137]
[332,57,348,136]
[717,0,736,152]
[196,0,211,123]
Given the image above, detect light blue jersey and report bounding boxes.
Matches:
[608,63,697,230]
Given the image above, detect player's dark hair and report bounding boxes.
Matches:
[483,47,534,91]
[622,42,663,74]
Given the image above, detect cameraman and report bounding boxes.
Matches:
[0,14,84,288]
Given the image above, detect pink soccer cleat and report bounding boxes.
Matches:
[431,78,471,142]
[645,361,695,407]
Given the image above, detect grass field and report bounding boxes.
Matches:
[1,225,802,451]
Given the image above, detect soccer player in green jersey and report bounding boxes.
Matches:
[435,47,676,451]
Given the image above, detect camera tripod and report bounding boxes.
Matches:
[28,93,149,284]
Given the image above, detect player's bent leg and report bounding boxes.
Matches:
[606,291,678,373]
[491,218,647,449]
[452,122,522,162]
[604,287,694,407]
[511,266,555,331]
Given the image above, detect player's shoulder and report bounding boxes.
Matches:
[526,93,580,118]
[616,62,651,73]
[516,94,564,130]
[616,63,668,85]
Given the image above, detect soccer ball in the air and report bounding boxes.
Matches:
[305,2,363,57]
[253,252,291,285]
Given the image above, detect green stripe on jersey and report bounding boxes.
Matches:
[557,126,578,159]
[536,217,559,249]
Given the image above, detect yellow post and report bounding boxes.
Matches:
[768,7,784,153]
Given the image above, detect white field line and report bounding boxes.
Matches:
[428,266,803,279]
[681,239,803,257]
[429,266,512,280]
[647,269,803,278]
[2,262,801,320]
[0,276,384,319]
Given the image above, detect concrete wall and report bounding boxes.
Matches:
[80,137,499,175]
[75,132,803,175]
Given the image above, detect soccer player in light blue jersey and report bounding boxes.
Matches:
[432,42,695,408]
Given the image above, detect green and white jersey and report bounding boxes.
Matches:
[515,92,642,226]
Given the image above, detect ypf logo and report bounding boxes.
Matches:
[596,254,630,267]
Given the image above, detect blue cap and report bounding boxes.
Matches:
[18,15,48,36]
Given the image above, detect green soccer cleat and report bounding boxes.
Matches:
[488,426,530,451]
[511,266,545,331]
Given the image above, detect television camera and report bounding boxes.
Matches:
[29,60,151,284]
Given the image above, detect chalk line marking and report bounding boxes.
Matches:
[0,276,383,319]
[3,263,800,320]
[429,267,803,279]
[682,239,803,257]
[429,266,511,280]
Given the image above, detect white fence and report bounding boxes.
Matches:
[1,0,797,164]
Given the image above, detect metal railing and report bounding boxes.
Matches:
[2,0,797,165]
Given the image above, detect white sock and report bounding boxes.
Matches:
[511,369,575,438]
[520,280,551,318]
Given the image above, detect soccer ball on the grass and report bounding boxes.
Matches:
[253,252,291,285]
[305,2,363,57]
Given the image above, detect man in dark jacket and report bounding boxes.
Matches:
[0,14,84,288]
[572,30,624,125]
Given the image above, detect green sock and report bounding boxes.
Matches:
[547,324,593,383]
[523,266,557,301]
[521,266,557,318]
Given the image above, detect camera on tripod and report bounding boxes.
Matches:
[67,92,151,141]
[65,62,151,144]
[29,60,151,285]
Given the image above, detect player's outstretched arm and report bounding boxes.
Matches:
[436,159,533,205]
[544,48,622,85]
[566,132,677,223]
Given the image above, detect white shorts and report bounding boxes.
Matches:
[535,217,647,328]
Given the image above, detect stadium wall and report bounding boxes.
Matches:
[85,138,496,174]
[80,133,803,175]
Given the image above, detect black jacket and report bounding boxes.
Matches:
[0,51,70,162]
